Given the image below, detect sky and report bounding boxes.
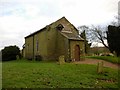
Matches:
[0,0,119,50]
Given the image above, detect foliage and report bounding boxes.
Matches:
[107,25,120,57]
[80,30,91,54]
[2,45,21,61]
[2,59,119,88]
[86,56,120,64]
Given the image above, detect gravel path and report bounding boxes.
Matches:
[74,58,120,69]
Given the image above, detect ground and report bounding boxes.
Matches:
[74,58,120,69]
[2,59,119,88]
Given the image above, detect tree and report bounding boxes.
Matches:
[89,25,109,48]
[107,25,120,57]
[2,45,21,61]
[78,25,108,48]
[80,30,91,54]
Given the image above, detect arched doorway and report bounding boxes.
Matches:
[74,45,80,61]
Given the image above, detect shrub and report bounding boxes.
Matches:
[2,45,21,61]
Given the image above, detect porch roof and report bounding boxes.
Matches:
[61,32,84,41]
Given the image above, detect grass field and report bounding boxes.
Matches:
[86,56,120,64]
[2,59,119,88]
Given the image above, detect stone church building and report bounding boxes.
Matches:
[24,17,85,61]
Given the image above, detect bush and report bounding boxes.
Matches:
[2,45,21,61]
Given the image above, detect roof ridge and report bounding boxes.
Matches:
[25,16,67,38]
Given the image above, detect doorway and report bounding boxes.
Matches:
[74,45,80,61]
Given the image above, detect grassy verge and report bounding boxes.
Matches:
[86,56,120,64]
[2,59,119,88]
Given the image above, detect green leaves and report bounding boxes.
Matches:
[107,25,120,57]
[2,45,21,61]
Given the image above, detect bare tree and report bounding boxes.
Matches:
[89,25,109,48]
[78,25,109,48]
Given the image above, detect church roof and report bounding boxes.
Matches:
[61,32,84,40]
[25,16,84,41]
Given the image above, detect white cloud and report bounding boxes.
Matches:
[0,14,58,50]
[0,0,119,50]
[91,40,108,47]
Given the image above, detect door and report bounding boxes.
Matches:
[74,45,80,61]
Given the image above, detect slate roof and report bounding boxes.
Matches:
[25,17,84,41]
[25,17,66,38]
[61,32,84,40]
[25,26,48,38]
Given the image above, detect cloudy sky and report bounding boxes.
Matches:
[0,0,119,50]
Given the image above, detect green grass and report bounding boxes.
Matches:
[2,59,119,88]
[86,56,120,64]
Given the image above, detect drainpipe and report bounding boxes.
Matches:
[33,35,34,60]
[68,40,71,62]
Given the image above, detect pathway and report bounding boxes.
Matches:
[74,58,120,69]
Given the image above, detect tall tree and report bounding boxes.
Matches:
[78,26,91,54]
[107,25,120,57]
[80,30,91,54]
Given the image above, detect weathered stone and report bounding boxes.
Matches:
[16,55,20,60]
[24,17,85,61]
[97,61,104,74]
[59,55,65,65]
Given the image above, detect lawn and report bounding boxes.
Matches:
[2,59,119,88]
[86,56,120,64]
